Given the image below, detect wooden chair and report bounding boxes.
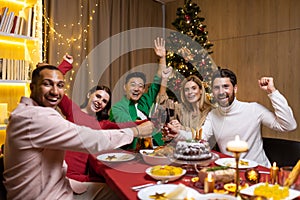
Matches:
[263,137,300,167]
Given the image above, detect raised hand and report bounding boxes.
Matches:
[166,119,182,134]
[154,37,166,58]
[258,77,276,94]
[63,53,74,64]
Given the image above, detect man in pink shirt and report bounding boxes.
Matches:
[3,64,153,200]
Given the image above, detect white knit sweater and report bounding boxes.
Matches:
[179,90,297,167]
[178,90,297,167]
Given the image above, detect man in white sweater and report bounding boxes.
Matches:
[177,68,297,167]
[204,68,297,167]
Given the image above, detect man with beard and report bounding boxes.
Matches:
[201,68,297,167]
[109,38,172,149]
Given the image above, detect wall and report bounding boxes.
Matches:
[165,0,300,141]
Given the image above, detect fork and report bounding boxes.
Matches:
[131,179,169,191]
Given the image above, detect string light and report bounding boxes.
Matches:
[42,0,101,91]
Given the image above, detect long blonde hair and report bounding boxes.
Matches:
[180,75,212,112]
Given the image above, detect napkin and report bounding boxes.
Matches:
[165,183,188,199]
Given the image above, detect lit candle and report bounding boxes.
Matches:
[270,162,279,184]
[204,173,215,193]
[226,135,248,152]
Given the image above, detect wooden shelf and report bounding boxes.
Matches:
[0,80,30,83]
[0,125,6,131]
[0,32,38,41]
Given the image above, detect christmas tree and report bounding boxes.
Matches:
[166,0,217,102]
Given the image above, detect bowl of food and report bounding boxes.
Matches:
[139,146,174,165]
[146,165,186,181]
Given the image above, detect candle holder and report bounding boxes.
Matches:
[226,135,249,197]
[226,148,248,197]
[270,162,279,184]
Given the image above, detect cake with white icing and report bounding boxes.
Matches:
[173,140,212,160]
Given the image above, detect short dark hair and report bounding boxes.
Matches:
[125,72,146,84]
[211,67,237,87]
[31,64,61,84]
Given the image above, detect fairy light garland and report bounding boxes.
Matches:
[42,1,100,90]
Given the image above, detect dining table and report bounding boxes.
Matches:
[88,149,300,200]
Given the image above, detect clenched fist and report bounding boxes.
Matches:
[258,77,276,94]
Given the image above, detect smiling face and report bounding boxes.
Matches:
[212,77,237,107]
[124,77,145,103]
[86,89,110,113]
[183,80,202,104]
[30,68,65,108]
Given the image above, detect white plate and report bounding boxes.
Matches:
[199,193,237,200]
[137,184,202,200]
[215,158,258,169]
[97,152,135,162]
[145,166,186,182]
[240,182,300,199]
[140,149,172,165]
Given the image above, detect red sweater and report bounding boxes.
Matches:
[58,59,145,181]
[59,94,145,182]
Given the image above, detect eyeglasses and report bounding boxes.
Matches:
[129,82,144,89]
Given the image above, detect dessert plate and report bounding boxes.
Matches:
[240,182,300,199]
[215,157,258,169]
[145,166,186,182]
[97,152,135,162]
[140,149,172,165]
[137,184,202,200]
[199,193,237,200]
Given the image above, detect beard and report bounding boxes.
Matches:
[216,92,235,107]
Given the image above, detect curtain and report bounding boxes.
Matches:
[44,0,164,104]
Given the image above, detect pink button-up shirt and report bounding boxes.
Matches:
[4,97,134,200]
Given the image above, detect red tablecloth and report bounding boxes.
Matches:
[88,150,298,200]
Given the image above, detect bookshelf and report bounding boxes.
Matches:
[0,0,43,144]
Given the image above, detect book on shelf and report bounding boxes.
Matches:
[0,58,2,79]
[0,58,31,81]
[10,16,19,34]
[0,7,9,32]
[4,11,15,33]
[18,16,25,35]
[20,60,24,80]
[1,58,6,80]
[31,4,37,37]
[6,59,11,80]
[0,6,37,37]
[24,6,33,37]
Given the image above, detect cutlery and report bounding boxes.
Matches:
[131,179,169,191]
[259,171,270,174]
